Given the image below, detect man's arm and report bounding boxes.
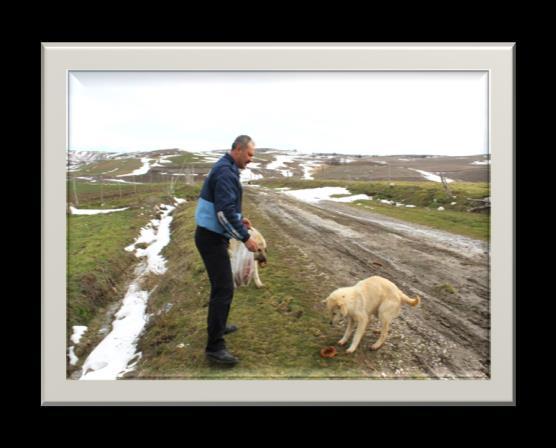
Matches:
[213,167,251,242]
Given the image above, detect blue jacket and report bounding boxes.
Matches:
[195,153,250,242]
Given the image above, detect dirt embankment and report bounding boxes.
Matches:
[245,186,490,378]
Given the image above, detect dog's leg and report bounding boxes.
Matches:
[370,318,391,351]
[338,317,354,346]
[253,262,264,288]
[346,314,368,353]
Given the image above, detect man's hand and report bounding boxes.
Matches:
[244,237,259,253]
[242,217,252,229]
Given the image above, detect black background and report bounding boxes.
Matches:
[19,3,538,435]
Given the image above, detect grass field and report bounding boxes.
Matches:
[74,158,143,176]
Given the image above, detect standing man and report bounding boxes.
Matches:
[194,135,259,365]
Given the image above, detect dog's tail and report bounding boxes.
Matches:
[400,292,421,307]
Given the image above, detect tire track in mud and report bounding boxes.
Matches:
[246,187,490,378]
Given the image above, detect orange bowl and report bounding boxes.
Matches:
[320,346,337,358]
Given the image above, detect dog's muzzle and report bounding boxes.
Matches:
[254,250,267,265]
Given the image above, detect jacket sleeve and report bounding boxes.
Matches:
[213,166,250,242]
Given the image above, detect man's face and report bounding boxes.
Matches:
[237,142,255,169]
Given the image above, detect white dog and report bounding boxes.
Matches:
[229,227,267,288]
[324,275,420,353]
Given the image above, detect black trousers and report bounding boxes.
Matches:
[194,226,234,352]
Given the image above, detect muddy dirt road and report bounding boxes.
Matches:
[245,185,490,379]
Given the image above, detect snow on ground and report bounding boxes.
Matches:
[266,155,296,175]
[80,201,178,380]
[117,158,152,177]
[79,281,149,379]
[409,169,454,183]
[162,173,197,176]
[333,194,373,203]
[299,161,322,180]
[70,206,129,215]
[281,186,426,208]
[68,326,88,366]
[110,152,131,159]
[68,347,79,366]
[151,155,177,167]
[135,205,175,275]
[76,177,94,181]
[471,160,490,165]
[174,196,187,204]
[71,326,88,344]
[125,226,156,252]
[283,187,371,204]
[241,168,264,183]
[102,168,119,175]
[104,178,143,184]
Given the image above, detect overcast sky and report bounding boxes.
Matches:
[69,71,488,156]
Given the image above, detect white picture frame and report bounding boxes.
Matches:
[42,42,514,405]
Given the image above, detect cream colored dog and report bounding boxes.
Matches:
[324,275,420,353]
[229,227,268,288]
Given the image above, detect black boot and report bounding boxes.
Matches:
[205,348,239,365]
[224,324,238,335]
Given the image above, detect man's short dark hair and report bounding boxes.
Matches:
[231,135,253,151]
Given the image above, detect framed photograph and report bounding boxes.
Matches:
[42,42,514,405]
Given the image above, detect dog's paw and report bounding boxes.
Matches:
[337,340,347,346]
[255,283,265,288]
[346,347,356,354]
[369,343,382,351]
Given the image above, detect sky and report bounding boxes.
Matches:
[69,71,488,156]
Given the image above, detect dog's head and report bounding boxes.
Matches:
[248,227,268,267]
[323,289,349,325]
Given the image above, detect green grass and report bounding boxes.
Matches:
[67,209,147,329]
[67,180,200,209]
[162,152,212,168]
[351,200,489,240]
[257,178,489,241]
[66,181,201,364]
[433,283,457,296]
[75,158,143,176]
[130,199,389,379]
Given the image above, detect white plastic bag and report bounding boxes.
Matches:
[230,242,256,288]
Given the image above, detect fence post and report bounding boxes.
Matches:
[72,176,79,206]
